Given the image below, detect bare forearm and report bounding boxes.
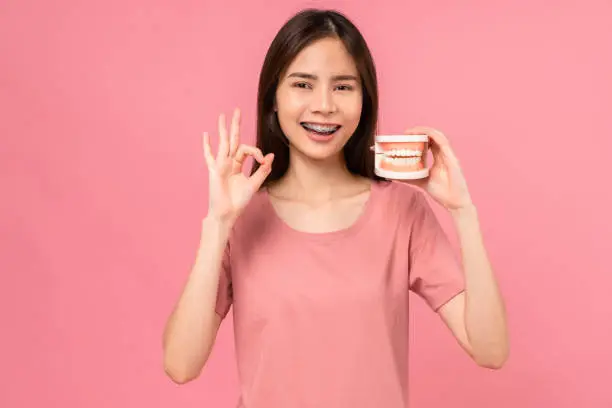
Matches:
[451,205,509,367]
[163,216,231,383]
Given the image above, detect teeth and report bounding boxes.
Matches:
[302,123,339,132]
[382,157,422,165]
[382,149,422,157]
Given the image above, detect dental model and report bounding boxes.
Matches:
[373,134,429,180]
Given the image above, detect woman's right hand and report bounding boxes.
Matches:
[203,108,274,226]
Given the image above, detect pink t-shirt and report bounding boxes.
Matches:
[215,180,465,408]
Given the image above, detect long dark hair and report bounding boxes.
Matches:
[250,8,381,186]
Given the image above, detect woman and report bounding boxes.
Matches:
[163,8,508,408]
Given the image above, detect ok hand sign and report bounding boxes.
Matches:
[203,108,274,225]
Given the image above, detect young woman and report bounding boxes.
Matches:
[163,8,508,408]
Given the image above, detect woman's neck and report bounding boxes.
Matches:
[269,148,368,203]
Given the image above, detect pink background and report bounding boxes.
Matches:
[2,0,611,407]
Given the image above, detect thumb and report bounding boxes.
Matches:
[248,153,274,190]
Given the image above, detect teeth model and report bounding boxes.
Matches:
[373,134,430,180]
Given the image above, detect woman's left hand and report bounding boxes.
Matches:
[403,126,473,211]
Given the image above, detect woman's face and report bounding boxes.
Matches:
[275,37,363,161]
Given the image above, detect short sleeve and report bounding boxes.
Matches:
[408,192,465,312]
[215,242,233,319]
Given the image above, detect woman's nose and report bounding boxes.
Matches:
[310,88,337,114]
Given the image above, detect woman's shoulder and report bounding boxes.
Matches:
[369,179,437,227]
[372,179,426,206]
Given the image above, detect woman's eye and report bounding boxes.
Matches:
[291,82,353,91]
[335,85,354,91]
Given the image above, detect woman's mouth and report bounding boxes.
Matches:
[300,122,341,138]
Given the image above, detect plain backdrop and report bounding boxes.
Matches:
[1,0,611,407]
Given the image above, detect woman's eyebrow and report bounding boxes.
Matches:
[287,72,359,81]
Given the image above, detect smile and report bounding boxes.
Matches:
[300,122,341,135]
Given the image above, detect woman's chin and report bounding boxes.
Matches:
[290,141,345,162]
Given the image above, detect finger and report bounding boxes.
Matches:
[404,126,447,143]
[229,108,241,157]
[430,133,461,167]
[235,144,265,163]
[405,126,455,161]
[202,132,215,168]
[232,144,266,173]
[423,128,452,151]
[217,113,230,159]
[248,153,274,190]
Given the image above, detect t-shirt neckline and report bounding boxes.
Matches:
[261,180,380,243]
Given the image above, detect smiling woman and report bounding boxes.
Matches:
[162,8,508,408]
[252,11,379,182]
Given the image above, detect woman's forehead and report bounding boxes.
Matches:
[284,38,358,78]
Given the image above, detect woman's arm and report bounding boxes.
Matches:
[438,205,509,369]
[399,126,509,369]
[162,216,230,383]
